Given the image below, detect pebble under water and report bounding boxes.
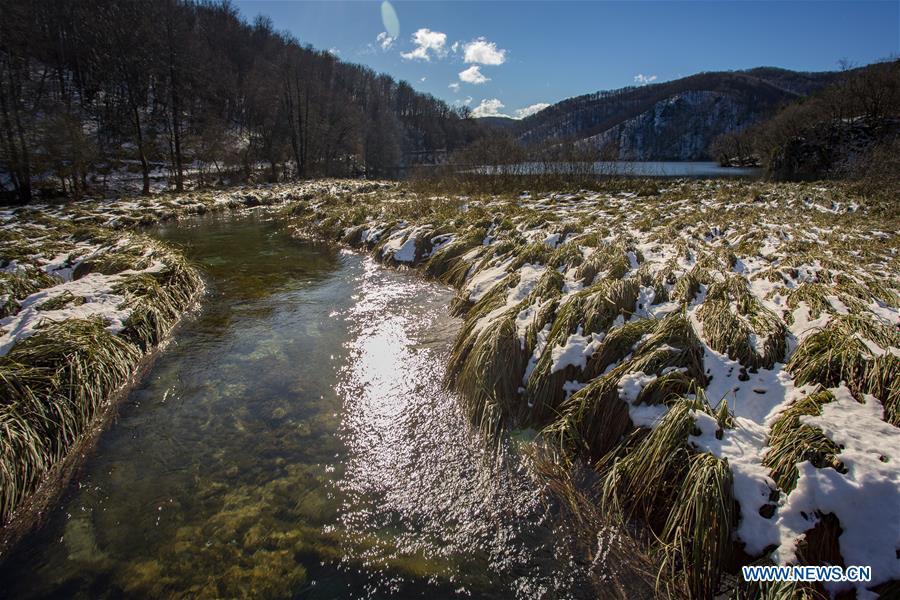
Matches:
[0,211,592,599]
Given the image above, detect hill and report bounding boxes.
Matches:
[509,68,841,160]
[713,59,900,182]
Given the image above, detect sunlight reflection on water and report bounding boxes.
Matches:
[332,257,582,598]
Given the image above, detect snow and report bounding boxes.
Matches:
[392,237,418,263]
[788,302,831,341]
[507,264,545,305]
[514,304,538,344]
[427,233,454,257]
[379,228,412,260]
[318,181,900,587]
[775,387,900,595]
[690,411,780,555]
[825,295,850,315]
[855,335,887,357]
[471,264,548,337]
[523,323,551,387]
[868,299,900,326]
[0,272,129,356]
[550,327,605,373]
[463,258,514,302]
[617,371,669,428]
[542,232,561,248]
[626,251,639,270]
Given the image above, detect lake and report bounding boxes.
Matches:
[475,161,762,178]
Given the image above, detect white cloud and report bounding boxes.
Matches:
[448,82,461,92]
[459,65,489,85]
[471,98,508,118]
[514,102,550,119]
[464,96,473,106]
[420,76,427,82]
[463,38,506,65]
[376,31,395,51]
[400,28,448,61]
[471,99,550,119]
[327,47,340,56]
[634,73,657,85]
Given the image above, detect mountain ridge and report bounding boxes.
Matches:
[479,67,843,160]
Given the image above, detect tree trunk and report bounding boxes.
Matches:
[0,61,31,204]
[170,64,184,192]
[131,101,150,195]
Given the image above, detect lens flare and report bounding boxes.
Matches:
[381,1,399,39]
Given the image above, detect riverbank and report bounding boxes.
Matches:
[285,178,899,598]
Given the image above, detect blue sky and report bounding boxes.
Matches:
[233,1,900,118]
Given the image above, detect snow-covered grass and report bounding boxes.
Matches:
[289,178,900,598]
[0,214,206,535]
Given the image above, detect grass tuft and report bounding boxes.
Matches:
[447,315,529,432]
[0,269,60,318]
[0,319,141,525]
[787,314,899,423]
[698,275,787,369]
[600,396,707,526]
[659,451,735,599]
[763,389,845,493]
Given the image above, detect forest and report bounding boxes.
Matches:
[710,60,900,182]
[0,0,482,204]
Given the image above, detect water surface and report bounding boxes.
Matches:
[0,210,587,599]
[480,160,761,178]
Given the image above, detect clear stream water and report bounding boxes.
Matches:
[0,211,591,599]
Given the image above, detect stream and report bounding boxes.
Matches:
[0,211,590,599]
